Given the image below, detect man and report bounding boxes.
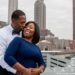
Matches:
[0,10,26,75]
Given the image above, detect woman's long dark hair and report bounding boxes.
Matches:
[22,21,40,44]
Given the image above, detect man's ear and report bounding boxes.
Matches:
[12,19,15,23]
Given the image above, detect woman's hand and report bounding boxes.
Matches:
[22,68,32,75]
[30,68,41,75]
[30,65,45,75]
[16,68,32,75]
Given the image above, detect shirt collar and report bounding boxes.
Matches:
[7,25,21,36]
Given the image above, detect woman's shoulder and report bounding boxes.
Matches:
[11,37,22,43]
[34,44,40,50]
[13,37,22,40]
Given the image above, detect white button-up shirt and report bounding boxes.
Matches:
[0,25,20,74]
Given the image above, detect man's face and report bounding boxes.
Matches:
[14,15,26,31]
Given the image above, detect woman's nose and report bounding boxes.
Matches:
[26,27,30,29]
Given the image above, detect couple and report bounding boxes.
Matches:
[0,10,46,75]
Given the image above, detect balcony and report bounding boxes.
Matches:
[41,50,75,75]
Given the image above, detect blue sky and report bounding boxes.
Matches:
[0,0,73,40]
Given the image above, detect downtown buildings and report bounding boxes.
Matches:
[34,0,47,40]
[73,0,75,40]
[34,0,46,30]
[0,0,74,50]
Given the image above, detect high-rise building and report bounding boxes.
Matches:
[34,0,46,30]
[8,0,18,24]
[0,21,8,28]
[73,0,75,40]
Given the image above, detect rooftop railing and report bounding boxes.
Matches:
[41,50,75,75]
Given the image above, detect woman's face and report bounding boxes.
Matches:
[23,23,35,39]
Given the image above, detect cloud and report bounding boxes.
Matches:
[0,7,8,22]
[0,0,8,22]
[18,0,35,21]
[45,0,72,39]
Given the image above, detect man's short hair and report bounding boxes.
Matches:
[11,10,25,20]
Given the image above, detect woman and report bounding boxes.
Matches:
[4,21,46,75]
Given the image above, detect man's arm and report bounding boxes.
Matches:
[0,35,16,74]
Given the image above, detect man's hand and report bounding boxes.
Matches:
[16,71,23,75]
[16,68,32,75]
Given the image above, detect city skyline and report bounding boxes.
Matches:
[0,0,73,40]
[73,0,75,40]
[34,0,46,30]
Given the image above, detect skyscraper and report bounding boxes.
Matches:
[8,0,18,24]
[34,0,46,30]
[73,0,75,40]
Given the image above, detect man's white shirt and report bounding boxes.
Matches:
[0,25,20,74]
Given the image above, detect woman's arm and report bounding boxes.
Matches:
[13,62,31,75]
[30,65,45,75]
[4,37,31,75]
[37,47,46,71]
[31,46,46,75]
[4,37,21,67]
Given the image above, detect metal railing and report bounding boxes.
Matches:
[41,50,75,75]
